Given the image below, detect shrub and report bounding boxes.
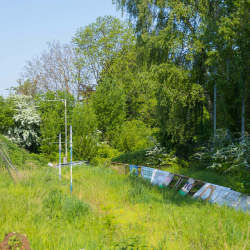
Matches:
[5,94,41,151]
[192,135,250,175]
[112,120,153,152]
[111,149,147,165]
[91,142,120,165]
[145,137,178,168]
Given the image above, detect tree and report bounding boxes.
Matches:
[5,94,41,151]
[19,40,91,100]
[113,0,206,143]
[72,101,100,161]
[35,91,75,160]
[113,0,250,143]
[72,15,135,85]
[92,78,126,141]
[100,38,158,126]
[14,79,38,97]
[0,96,15,133]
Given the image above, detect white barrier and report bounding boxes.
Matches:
[193,183,231,203]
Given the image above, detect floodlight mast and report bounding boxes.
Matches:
[46,99,67,163]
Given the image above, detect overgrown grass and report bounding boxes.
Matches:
[0,165,250,249]
[0,134,48,169]
[163,164,248,194]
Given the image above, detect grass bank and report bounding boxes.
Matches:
[0,165,250,250]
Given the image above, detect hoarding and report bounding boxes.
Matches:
[161,173,175,187]
[193,183,231,203]
[216,190,250,212]
[179,178,195,196]
[151,170,170,186]
[129,165,138,176]
[141,167,156,181]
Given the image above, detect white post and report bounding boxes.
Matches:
[59,133,61,181]
[70,125,72,194]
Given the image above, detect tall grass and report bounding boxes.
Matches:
[164,164,242,192]
[0,165,250,249]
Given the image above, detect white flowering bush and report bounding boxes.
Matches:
[145,137,177,167]
[192,133,250,175]
[5,94,41,150]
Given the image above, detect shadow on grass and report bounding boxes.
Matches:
[124,173,206,208]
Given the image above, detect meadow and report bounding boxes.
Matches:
[0,164,250,250]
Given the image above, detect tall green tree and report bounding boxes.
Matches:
[72,15,135,84]
[113,0,206,143]
[92,78,126,142]
[72,101,100,161]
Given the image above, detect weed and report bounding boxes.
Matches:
[8,235,22,250]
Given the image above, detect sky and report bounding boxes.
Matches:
[0,0,126,97]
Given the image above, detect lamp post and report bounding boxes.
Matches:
[46,99,67,163]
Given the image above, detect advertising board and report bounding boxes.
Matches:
[193,183,231,203]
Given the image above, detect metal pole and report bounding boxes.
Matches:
[65,100,67,163]
[242,82,245,136]
[70,125,72,194]
[214,84,217,140]
[226,59,230,140]
[59,133,61,181]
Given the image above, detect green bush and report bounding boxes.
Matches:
[91,142,120,165]
[111,149,147,165]
[112,120,153,152]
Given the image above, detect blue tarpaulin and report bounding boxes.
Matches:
[129,165,138,175]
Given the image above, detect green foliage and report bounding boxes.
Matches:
[91,142,119,165]
[112,120,153,153]
[145,137,179,168]
[111,149,147,166]
[35,91,75,161]
[0,134,48,169]
[72,15,135,83]
[112,0,250,147]
[39,109,61,161]
[190,133,250,194]
[5,94,41,151]
[92,78,126,141]
[8,235,22,250]
[0,96,15,134]
[72,101,100,161]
